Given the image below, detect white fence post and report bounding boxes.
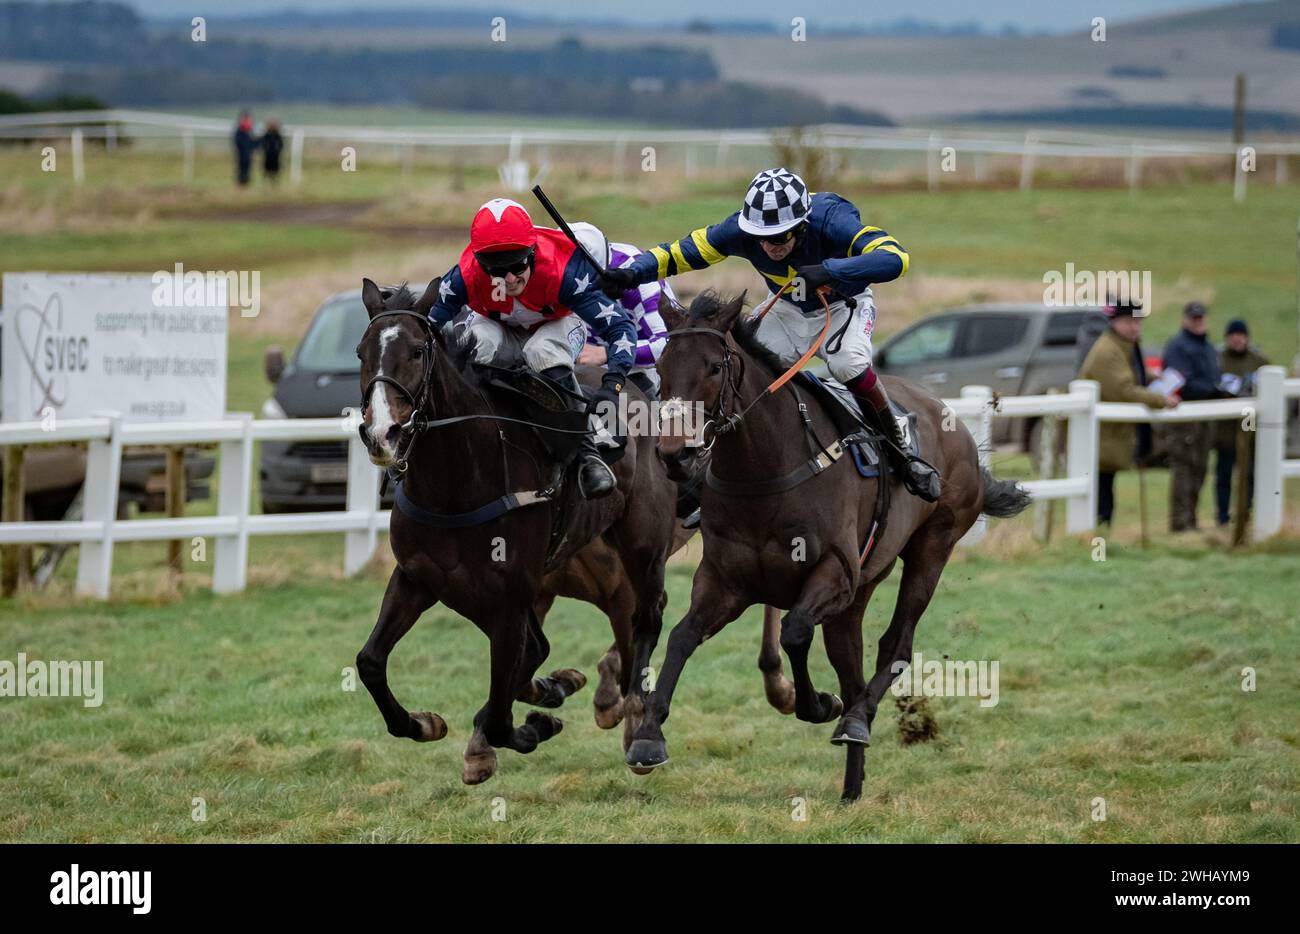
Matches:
[1066,380,1099,533]
[213,413,253,594]
[344,422,382,576]
[75,413,121,598]
[959,385,992,546]
[290,128,304,186]
[1253,366,1286,539]
[182,129,194,183]
[1234,147,1248,203]
[70,128,84,185]
[1019,131,1037,192]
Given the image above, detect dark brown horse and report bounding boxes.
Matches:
[353,279,795,783]
[629,291,1031,800]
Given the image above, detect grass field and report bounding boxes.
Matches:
[1,534,1296,843]
[2,132,1299,842]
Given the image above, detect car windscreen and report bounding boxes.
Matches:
[295,298,369,372]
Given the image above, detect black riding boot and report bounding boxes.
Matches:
[854,377,941,502]
[540,366,616,500]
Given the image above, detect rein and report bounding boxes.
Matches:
[357,308,580,529]
[670,288,887,564]
[673,287,834,447]
[358,310,589,476]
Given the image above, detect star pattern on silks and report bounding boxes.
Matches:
[595,302,620,322]
[572,273,591,295]
[612,336,635,357]
[439,278,455,301]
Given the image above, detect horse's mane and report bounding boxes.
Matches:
[685,289,787,379]
[381,281,484,389]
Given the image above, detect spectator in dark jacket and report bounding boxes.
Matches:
[261,119,284,183]
[1214,318,1269,526]
[1162,301,1223,532]
[233,110,258,187]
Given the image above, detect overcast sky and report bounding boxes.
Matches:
[131,0,1248,33]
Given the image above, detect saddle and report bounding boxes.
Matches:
[796,371,922,480]
[475,364,596,567]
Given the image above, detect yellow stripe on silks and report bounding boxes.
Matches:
[848,225,884,255]
[859,235,896,255]
[669,240,693,275]
[878,244,910,276]
[760,265,800,288]
[650,246,672,279]
[690,228,725,265]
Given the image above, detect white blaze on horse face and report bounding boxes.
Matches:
[366,325,401,460]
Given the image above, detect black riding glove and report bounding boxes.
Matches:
[796,263,834,293]
[600,267,639,298]
[589,372,628,448]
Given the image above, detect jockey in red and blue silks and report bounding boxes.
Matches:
[600,168,940,502]
[428,198,639,500]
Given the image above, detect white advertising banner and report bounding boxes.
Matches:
[2,273,228,423]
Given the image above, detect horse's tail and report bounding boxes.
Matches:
[980,468,1032,518]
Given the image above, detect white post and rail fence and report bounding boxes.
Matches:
[0,367,1296,599]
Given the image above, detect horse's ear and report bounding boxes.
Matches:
[361,278,386,319]
[720,290,748,332]
[659,291,688,332]
[413,277,440,317]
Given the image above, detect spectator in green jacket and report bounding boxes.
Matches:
[1214,318,1269,526]
[1079,301,1178,526]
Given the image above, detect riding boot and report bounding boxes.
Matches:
[847,370,941,502]
[540,366,616,500]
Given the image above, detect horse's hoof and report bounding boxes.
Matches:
[525,710,563,743]
[410,711,448,742]
[462,752,497,785]
[625,738,668,774]
[551,668,587,694]
[593,697,625,730]
[830,715,871,746]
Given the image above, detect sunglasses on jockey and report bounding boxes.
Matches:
[752,222,805,245]
[475,246,535,278]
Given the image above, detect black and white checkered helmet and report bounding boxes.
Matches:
[737,168,811,236]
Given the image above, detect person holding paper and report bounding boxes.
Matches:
[1162,302,1224,532]
[1079,300,1178,526]
[1214,318,1269,526]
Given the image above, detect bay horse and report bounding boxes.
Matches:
[629,291,1031,800]
[352,279,796,783]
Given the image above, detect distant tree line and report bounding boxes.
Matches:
[0,88,106,114]
[0,0,892,126]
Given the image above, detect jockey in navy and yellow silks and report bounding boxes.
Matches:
[603,168,939,502]
[620,191,908,313]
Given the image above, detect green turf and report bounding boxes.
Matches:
[0,535,1296,843]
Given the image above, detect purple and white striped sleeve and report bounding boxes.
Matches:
[631,283,669,367]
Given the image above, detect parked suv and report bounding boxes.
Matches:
[875,304,1155,450]
[259,289,392,512]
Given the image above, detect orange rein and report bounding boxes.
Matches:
[752,284,834,395]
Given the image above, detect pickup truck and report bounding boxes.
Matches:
[874,303,1159,450]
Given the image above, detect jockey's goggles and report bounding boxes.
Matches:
[476,247,535,278]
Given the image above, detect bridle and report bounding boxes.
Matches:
[665,286,834,449]
[357,307,593,474]
[357,309,436,474]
